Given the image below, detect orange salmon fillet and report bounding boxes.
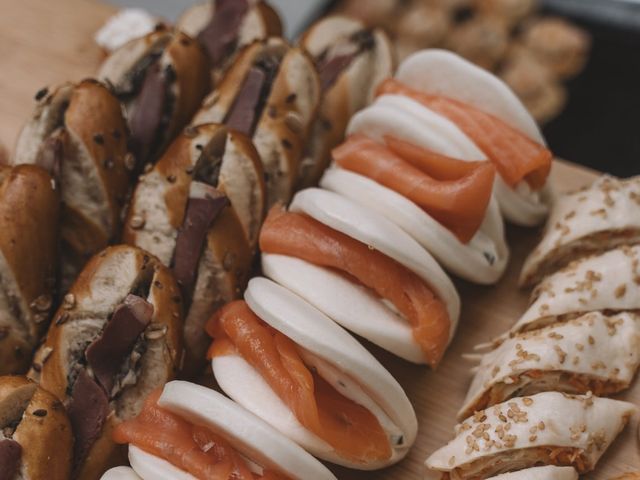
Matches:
[376,79,552,190]
[259,207,451,367]
[113,389,286,480]
[206,301,392,464]
[333,134,495,242]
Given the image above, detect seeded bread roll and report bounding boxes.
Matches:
[297,15,394,187]
[176,0,282,84]
[193,37,321,206]
[123,123,264,377]
[28,245,183,480]
[0,165,59,375]
[0,375,73,480]
[99,26,210,167]
[12,80,135,292]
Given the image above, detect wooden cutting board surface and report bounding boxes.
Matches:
[0,1,637,478]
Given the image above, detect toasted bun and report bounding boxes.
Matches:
[394,49,551,225]
[320,168,509,284]
[30,245,183,480]
[213,277,417,469]
[99,28,210,164]
[290,188,460,335]
[0,375,72,480]
[297,15,394,186]
[0,166,59,374]
[156,381,337,479]
[193,38,321,206]
[176,1,282,82]
[12,80,135,290]
[123,124,261,376]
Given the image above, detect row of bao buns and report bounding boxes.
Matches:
[0,1,580,479]
[426,174,640,478]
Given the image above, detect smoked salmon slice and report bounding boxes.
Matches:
[332,134,495,243]
[259,206,451,367]
[206,301,392,464]
[376,79,552,190]
[113,389,285,480]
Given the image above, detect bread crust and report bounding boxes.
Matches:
[123,124,263,376]
[11,80,135,291]
[0,375,73,480]
[29,245,183,480]
[0,165,59,374]
[193,38,321,206]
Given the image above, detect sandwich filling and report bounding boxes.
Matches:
[332,134,495,243]
[376,79,552,191]
[206,300,395,464]
[114,388,290,480]
[170,132,230,302]
[224,53,281,136]
[197,0,249,67]
[315,28,375,92]
[259,206,451,367]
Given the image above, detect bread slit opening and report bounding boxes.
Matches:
[197,0,249,67]
[316,29,374,91]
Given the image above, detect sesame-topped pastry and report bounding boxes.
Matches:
[510,245,640,336]
[520,175,640,287]
[425,391,636,479]
[460,311,640,420]
[486,466,578,480]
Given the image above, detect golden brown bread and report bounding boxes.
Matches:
[12,80,134,292]
[123,123,263,376]
[298,15,394,187]
[0,165,59,375]
[176,0,282,84]
[99,26,210,167]
[193,38,321,206]
[29,245,183,480]
[0,375,73,480]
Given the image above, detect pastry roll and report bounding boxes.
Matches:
[461,311,640,419]
[511,245,640,335]
[426,391,636,479]
[520,175,640,287]
[486,466,578,479]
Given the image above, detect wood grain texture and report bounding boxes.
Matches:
[0,1,636,478]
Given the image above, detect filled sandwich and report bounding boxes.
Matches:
[260,188,460,365]
[123,123,265,375]
[192,38,320,206]
[389,49,554,226]
[103,380,337,480]
[176,0,282,83]
[98,26,210,167]
[206,277,418,469]
[28,245,183,479]
[297,15,394,187]
[11,80,133,291]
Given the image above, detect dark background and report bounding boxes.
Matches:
[541,0,640,176]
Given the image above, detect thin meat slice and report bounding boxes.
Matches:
[333,134,495,242]
[206,301,392,464]
[113,389,281,480]
[259,207,451,367]
[376,79,552,190]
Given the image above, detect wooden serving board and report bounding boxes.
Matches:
[0,1,637,478]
